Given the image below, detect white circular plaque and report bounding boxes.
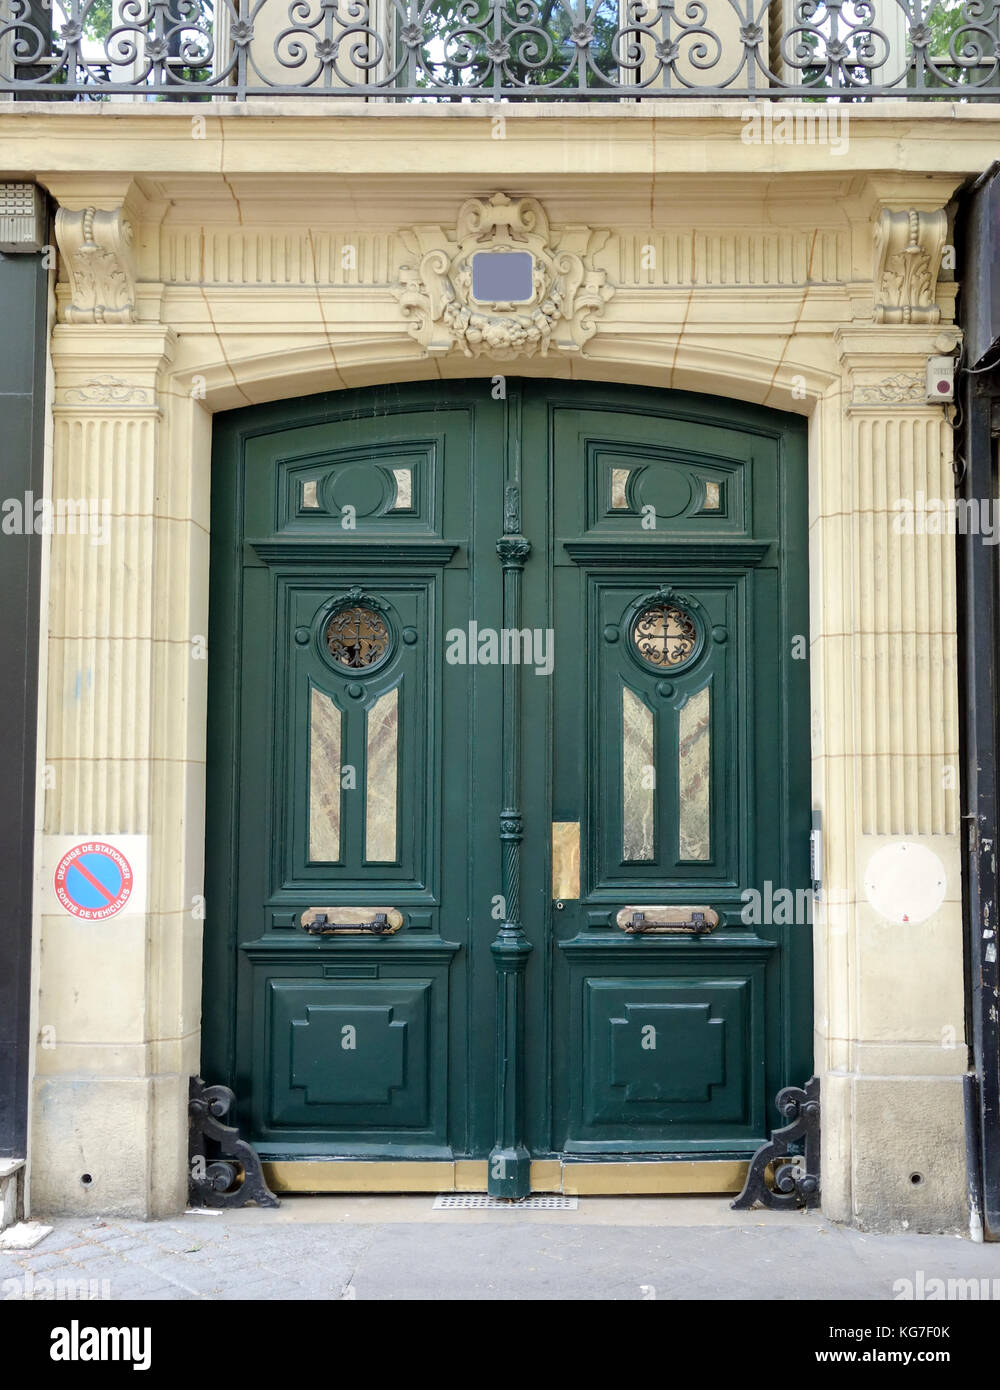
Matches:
[863,842,947,925]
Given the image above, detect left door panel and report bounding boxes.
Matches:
[205,388,497,1162]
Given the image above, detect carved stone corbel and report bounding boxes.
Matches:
[55,206,137,325]
[873,208,948,325]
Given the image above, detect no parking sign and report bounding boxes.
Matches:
[43,836,147,921]
[54,841,133,921]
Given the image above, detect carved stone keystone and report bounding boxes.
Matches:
[393,193,613,359]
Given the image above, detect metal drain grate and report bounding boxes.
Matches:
[433,1193,578,1210]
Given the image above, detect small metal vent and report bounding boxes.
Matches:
[433,1193,578,1211]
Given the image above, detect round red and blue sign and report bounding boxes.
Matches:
[53,841,134,921]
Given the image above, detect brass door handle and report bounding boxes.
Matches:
[300,907,403,935]
[616,905,719,934]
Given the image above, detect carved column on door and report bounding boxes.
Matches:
[490,531,533,1198]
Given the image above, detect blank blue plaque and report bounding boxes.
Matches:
[471,250,534,303]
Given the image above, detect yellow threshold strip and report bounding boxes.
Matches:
[264,1159,748,1196]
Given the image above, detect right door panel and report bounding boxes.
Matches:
[543,388,811,1159]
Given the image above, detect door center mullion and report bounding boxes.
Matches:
[489,527,534,1200]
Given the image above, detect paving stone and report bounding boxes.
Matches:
[140,1233,191,1250]
[68,1256,126,1281]
[58,1241,122,1263]
[135,1261,223,1295]
[223,1279,288,1300]
[106,1267,189,1296]
[16,1249,70,1270]
[79,1224,124,1241]
[100,1236,146,1253]
[169,1244,239,1264]
[128,1287,200,1301]
[47,1241,94,1257]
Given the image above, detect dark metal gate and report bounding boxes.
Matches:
[959,161,1000,1240]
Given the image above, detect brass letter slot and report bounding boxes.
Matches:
[300,907,403,935]
[616,905,719,935]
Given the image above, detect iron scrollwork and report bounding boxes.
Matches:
[631,600,698,670]
[627,584,705,675]
[732,1075,821,1211]
[325,603,390,669]
[188,1076,279,1209]
[3,0,998,100]
[320,585,393,673]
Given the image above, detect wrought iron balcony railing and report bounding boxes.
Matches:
[1,0,998,100]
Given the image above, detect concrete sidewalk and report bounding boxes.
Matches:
[2,1196,997,1301]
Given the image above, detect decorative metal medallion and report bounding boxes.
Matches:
[325,603,390,670]
[631,601,698,670]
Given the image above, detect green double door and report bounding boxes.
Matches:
[205,379,811,1194]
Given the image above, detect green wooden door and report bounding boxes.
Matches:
[204,380,811,1186]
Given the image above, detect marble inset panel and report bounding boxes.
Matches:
[611,468,632,509]
[309,687,342,861]
[679,686,710,861]
[622,685,654,862]
[365,686,399,862]
[391,467,413,509]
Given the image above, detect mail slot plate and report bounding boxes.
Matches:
[300,906,403,934]
[615,905,720,934]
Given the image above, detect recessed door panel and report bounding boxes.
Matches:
[279,576,432,891]
[580,973,762,1132]
[593,576,740,889]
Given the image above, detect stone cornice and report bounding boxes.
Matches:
[12,99,1000,121]
[0,111,988,188]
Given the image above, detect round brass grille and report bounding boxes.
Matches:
[325,605,390,669]
[631,603,698,669]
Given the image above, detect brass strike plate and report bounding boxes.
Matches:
[300,906,403,934]
[552,822,581,901]
[616,905,719,934]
